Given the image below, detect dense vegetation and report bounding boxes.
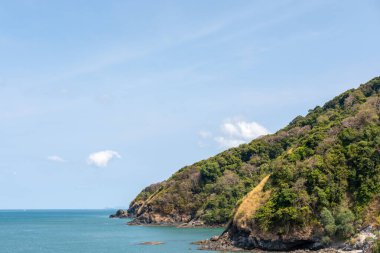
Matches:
[129,77,380,242]
[252,78,380,241]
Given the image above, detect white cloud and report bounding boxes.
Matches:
[221,120,269,140]
[47,155,66,162]
[87,150,121,167]
[213,119,270,148]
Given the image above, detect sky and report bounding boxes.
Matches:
[0,0,379,209]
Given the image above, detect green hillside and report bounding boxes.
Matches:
[126,77,380,249]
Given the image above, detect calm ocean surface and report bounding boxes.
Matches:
[0,210,224,253]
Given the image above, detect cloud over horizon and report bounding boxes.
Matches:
[87,150,121,167]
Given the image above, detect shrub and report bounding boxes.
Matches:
[335,208,355,239]
[321,208,336,236]
[321,236,332,245]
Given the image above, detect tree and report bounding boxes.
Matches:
[200,161,222,184]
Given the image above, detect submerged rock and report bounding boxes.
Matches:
[139,241,164,245]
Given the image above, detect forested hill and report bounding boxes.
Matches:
[123,77,379,249]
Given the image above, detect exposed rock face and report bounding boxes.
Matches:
[197,233,340,253]
[199,221,380,252]
[128,212,192,225]
[227,226,321,251]
[126,179,208,226]
[126,201,143,217]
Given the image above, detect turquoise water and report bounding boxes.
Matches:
[0,210,224,253]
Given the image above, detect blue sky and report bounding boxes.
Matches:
[0,0,379,209]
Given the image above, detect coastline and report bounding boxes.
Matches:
[128,217,226,229]
[109,209,226,228]
[109,208,379,253]
[193,230,377,253]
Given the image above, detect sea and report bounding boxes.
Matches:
[0,210,224,253]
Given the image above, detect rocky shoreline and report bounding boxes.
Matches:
[110,210,379,253]
[127,216,224,228]
[110,209,225,228]
[109,209,131,218]
[194,227,378,253]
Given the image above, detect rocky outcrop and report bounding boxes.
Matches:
[342,226,379,253]
[198,224,380,252]
[138,241,164,245]
[109,209,130,218]
[197,234,341,253]
[128,212,192,225]
[194,233,240,251]
[126,179,206,226]
[110,182,164,220]
[227,226,323,251]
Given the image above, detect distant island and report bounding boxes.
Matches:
[112,77,380,252]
